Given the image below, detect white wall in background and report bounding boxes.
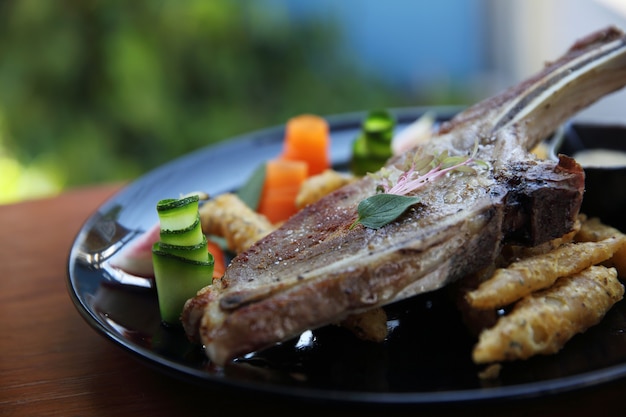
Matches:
[489,0,626,123]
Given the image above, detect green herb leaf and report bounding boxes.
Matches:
[452,165,477,174]
[412,154,434,173]
[236,163,266,211]
[352,194,421,229]
[474,159,490,169]
[441,156,468,168]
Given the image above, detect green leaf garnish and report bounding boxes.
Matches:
[236,162,266,211]
[351,194,421,229]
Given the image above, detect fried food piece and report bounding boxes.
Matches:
[477,364,502,380]
[457,218,580,337]
[473,266,624,363]
[575,216,626,277]
[199,193,275,254]
[530,142,549,160]
[339,307,388,342]
[465,236,626,309]
[295,169,356,209]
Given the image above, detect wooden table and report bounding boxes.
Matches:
[2,183,626,416]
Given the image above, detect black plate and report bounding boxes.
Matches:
[548,123,626,232]
[67,108,626,405]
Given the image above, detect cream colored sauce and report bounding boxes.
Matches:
[573,149,626,168]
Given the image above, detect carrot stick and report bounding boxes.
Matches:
[207,239,227,279]
[281,114,330,176]
[257,158,308,224]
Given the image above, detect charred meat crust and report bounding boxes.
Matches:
[500,155,584,245]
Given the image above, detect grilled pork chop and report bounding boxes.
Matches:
[183,27,626,366]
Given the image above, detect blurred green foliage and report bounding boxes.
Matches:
[0,0,453,202]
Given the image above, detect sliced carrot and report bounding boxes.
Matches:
[207,239,226,279]
[257,158,308,224]
[281,114,330,176]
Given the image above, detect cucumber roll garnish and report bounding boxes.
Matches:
[152,195,213,325]
[350,110,395,176]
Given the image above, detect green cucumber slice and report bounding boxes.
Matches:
[351,137,388,175]
[350,110,395,175]
[155,237,211,263]
[157,195,200,231]
[159,215,204,246]
[152,245,214,324]
[361,110,394,158]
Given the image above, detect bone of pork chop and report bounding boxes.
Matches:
[183,27,626,366]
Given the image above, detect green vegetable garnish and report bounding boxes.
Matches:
[156,195,200,231]
[352,139,488,229]
[236,163,267,211]
[159,215,204,246]
[350,110,395,175]
[152,245,214,324]
[351,194,421,229]
[152,195,213,325]
[156,236,211,262]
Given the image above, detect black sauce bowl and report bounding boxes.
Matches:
[549,123,626,232]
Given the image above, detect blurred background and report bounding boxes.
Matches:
[1,0,625,204]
